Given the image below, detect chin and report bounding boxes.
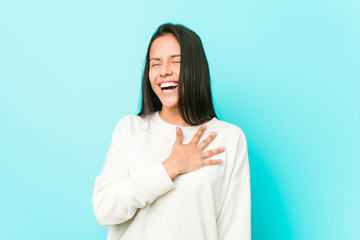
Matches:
[158,95,177,107]
[162,104,178,109]
[161,101,178,109]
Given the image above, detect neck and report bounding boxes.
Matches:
[159,107,191,127]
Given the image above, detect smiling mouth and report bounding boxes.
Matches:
[160,85,178,94]
[159,82,178,94]
[161,85,177,90]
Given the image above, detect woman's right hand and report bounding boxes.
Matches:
[162,124,225,180]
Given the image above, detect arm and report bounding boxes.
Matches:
[217,130,251,240]
[91,116,176,227]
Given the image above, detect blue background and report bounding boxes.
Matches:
[1,0,359,239]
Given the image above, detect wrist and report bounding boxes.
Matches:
[162,158,179,180]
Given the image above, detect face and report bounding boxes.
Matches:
[149,34,181,110]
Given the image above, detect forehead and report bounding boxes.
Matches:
[149,34,181,58]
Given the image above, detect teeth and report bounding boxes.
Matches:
[160,82,178,88]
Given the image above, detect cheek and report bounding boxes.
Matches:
[173,64,180,76]
[148,69,157,84]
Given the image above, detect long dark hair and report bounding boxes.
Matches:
[137,23,217,126]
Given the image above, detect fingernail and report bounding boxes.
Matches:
[202,125,206,129]
[211,132,217,136]
[220,147,225,151]
[176,127,180,133]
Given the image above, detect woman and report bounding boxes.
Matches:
[92,23,251,240]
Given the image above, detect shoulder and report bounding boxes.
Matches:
[114,114,151,132]
[211,118,248,152]
[212,118,246,140]
[116,114,141,125]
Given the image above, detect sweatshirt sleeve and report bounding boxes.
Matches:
[91,116,176,227]
[217,129,251,240]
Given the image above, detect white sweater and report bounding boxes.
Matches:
[92,111,251,240]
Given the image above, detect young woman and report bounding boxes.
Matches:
[92,23,251,240]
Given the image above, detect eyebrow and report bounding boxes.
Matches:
[150,54,181,62]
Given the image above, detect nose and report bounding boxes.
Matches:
[160,61,173,77]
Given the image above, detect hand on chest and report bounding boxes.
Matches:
[129,130,226,191]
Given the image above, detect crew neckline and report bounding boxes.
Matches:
[153,111,217,132]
